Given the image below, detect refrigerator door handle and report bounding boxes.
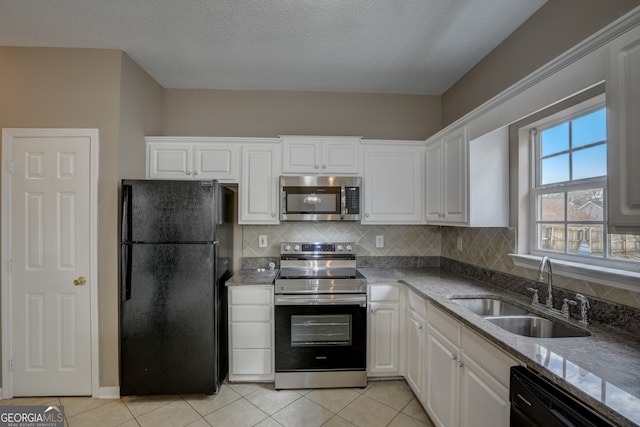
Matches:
[121,184,132,242]
[121,244,132,301]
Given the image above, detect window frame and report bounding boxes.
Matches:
[514,91,640,274]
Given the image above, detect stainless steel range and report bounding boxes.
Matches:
[274,242,367,389]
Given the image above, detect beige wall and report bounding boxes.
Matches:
[0,47,164,388]
[441,0,640,126]
[163,89,441,140]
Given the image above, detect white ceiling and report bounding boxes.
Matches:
[0,0,547,95]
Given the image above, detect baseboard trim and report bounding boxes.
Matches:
[98,386,120,399]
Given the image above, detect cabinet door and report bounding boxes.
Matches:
[442,127,468,224]
[607,25,640,233]
[322,139,360,174]
[368,302,401,375]
[425,141,443,223]
[459,356,510,427]
[240,144,281,224]
[406,309,425,399]
[363,144,424,224]
[194,143,240,182]
[282,139,321,174]
[147,143,193,179]
[426,327,459,427]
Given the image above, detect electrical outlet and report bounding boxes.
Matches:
[457,236,463,252]
[376,235,384,248]
[259,235,268,248]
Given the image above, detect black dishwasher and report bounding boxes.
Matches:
[510,366,615,427]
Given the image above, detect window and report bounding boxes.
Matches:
[530,103,640,266]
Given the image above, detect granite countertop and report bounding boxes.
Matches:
[360,267,640,427]
[226,268,278,286]
[227,266,640,426]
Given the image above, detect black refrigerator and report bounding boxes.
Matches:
[119,179,233,395]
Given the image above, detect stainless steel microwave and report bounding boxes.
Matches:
[280,176,362,221]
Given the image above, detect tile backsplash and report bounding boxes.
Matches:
[242,223,441,257]
[240,223,640,310]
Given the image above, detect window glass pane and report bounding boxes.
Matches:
[541,123,569,156]
[537,224,565,252]
[572,145,607,180]
[609,234,640,261]
[567,224,603,257]
[567,189,604,221]
[572,109,606,148]
[538,193,565,221]
[541,154,569,185]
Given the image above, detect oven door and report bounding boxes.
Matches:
[275,294,366,372]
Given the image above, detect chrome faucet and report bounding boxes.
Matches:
[575,293,591,325]
[537,256,553,308]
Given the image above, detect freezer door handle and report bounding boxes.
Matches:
[121,184,132,242]
[121,244,132,301]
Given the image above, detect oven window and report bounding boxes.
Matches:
[291,314,352,346]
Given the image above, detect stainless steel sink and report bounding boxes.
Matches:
[450,297,530,317]
[485,315,591,338]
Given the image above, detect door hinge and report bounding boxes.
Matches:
[8,160,13,175]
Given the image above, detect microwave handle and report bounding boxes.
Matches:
[340,181,346,220]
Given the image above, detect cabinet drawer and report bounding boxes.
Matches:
[407,289,428,317]
[231,323,271,348]
[461,326,519,387]
[230,305,271,322]
[231,349,272,375]
[427,305,460,345]
[369,284,402,302]
[229,287,272,305]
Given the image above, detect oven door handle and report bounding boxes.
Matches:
[275,294,367,307]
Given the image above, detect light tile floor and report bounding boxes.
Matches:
[0,379,436,427]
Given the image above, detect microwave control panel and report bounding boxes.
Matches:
[345,186,360,214]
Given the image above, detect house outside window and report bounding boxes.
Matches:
[530,103,640,266]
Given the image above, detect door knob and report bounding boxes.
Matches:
[73,276,87,286]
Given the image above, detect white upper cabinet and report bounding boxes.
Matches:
[362,140,424,224]
[146,137,240,182]
[607,24,640,233]
[425,127,467,225]
[281,136,361,175]
[424,126,508,227]
[239,142,282,224]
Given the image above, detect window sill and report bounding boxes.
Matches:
[509,254,640,292]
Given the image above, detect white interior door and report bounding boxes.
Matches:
[2,129,97,396]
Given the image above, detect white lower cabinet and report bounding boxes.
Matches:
[228,286,274,381]
[405,290,427,400]
[424,304,519,427]
[367,283,403,376]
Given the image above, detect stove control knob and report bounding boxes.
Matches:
[293,244,301,252]
[283,244,291,252]
[336,245,344,252]
[346,245,353,252]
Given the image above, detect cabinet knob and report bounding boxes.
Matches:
[452,355,457,361]
[371,308,377,313]
[271,213,276,217]
[186,171,191,175]
[193,170,199,176]
[418,325,423,330]
[365,213,370,218]
[458,361,464,368]
[314,164,319,169]
[322,164,327,169]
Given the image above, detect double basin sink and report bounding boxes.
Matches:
[450,297,590,338]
